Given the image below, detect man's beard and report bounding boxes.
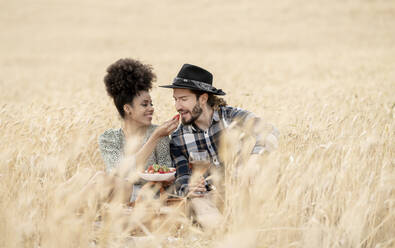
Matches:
[181,102,203,125]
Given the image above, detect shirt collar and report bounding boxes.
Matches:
[212,109,220,122]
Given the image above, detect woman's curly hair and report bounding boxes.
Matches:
[104,58,156,118]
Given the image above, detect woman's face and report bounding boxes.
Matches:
[127,91,154,127]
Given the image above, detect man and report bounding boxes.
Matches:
[161,64,279,197]
[160,64,279,229]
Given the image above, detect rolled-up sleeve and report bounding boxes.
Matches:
[224,106,279,154]
[170,135,191,195]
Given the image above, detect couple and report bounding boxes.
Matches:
[98,58,279,226]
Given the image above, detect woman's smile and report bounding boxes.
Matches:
[145,112,153,120]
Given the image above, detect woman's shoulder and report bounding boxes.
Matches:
[98,128,123,146]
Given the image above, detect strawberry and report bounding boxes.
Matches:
[144,164,175,174]
[153,164,160,172]
[172,114,180,121]
[161,165,169,173]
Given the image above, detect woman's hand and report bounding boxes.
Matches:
[153,118,179,138]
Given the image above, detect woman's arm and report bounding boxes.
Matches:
[135,119,178,170]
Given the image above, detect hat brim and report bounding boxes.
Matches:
[159,85,226,96]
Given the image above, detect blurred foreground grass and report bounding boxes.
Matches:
[0,0,394,247]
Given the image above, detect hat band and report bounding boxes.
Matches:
[173,77,216,92]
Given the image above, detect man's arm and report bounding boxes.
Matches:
[225,106,279,154]
[169,137,191,195]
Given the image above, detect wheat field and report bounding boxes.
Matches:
[1,0,394,247]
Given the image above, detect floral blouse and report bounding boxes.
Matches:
[98,125,173,202]
[98,125,172,172]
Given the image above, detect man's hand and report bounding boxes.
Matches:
[161,177,175,187]
[188,177,207,198]
[264,133,278,152]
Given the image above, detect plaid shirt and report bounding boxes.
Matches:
[170,106,279,194]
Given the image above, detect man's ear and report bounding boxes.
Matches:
[199,93,208,105]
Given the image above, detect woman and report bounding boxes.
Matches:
[98,58,178,203]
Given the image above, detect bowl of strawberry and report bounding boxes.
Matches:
[139,164,176,181]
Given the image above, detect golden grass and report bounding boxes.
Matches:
[1,0,394,247]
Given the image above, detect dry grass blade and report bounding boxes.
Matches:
[1,0,394,247]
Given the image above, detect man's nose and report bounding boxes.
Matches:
[175,101,182,111]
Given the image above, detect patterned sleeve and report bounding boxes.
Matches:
[98,130,122,172]
[224,106,252,121]
[155,136,173,168]
[223,106,279,154]
[170,133,191,195]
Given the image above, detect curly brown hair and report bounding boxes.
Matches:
[104,58,156,118]
[192,90,227,110]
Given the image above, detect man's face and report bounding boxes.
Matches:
[173,88,203,125]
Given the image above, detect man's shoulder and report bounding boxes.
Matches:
[218,105,244,117]
[219,105,245,113]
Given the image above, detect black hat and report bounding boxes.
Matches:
[159,64,226,95]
